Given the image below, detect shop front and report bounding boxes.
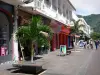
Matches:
[50,20,62,51]
[0,1,14,63]
[59,25,71,49]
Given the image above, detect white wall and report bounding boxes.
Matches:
[12,7,19,61]
[21,0,75,25]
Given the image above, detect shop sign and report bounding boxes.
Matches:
[60,45,66,55]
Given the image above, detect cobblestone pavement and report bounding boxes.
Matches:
[0,46,94,75]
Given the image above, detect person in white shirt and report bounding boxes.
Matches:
[90,40,93,49]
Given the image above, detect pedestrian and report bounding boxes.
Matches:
[95,40,98,50]
[83,41,86,49]
[87,40,89,49]
[90,40,93,49]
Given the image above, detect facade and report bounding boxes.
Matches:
[1,0,75,62]
[78,18,91,38]
[72,12,92,38]
[0,1,15,63]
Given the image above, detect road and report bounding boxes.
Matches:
[84,47,100,75]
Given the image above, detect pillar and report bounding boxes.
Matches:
[12,6,19,61]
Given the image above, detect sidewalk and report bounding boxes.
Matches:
[0,46,93,75]
[35,47,93,75]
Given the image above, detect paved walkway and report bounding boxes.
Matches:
[0,46,93,75]
[35,47,93,75]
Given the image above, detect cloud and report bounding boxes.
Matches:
[70,0,100,15]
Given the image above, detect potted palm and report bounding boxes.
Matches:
[16,16,53,62]
[38,24,53,54]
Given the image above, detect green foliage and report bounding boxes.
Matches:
[70,20,82,34]
[16,15,53,49]
[16,26,31,46]
[38,25,53,40]
[16,16,53,62]
[90,32,100,40]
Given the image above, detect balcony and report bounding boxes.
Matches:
[1,0,34,5]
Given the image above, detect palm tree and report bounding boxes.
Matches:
[16,26,31,61]
[70,19,85,51]
[16,16,53,63]
[70,19,81,35]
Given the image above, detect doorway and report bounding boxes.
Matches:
[0,11,9,56]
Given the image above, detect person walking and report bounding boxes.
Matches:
[90,40,93,49]
[95,40,98,50]
[87,40,89,49]
[83,41,87,49]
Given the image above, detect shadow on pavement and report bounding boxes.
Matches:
[7,67,46,75]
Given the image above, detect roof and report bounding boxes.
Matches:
[68,0,76,11]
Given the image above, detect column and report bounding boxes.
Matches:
[57,33,60,48]
[12,6,19,61]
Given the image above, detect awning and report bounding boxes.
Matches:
[75,35,80,38]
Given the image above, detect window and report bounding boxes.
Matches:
[45,0,51,6]
[66,10,69,19]
[63,4,66,17]
[52,0,57,10]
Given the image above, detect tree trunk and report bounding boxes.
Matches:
[74,36,77,51]
[19,41,25,61]
[31,41,34,63]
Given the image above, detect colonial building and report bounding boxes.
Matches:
[72,12,93,41]
[1,0,76,62]
[79,18,91,38]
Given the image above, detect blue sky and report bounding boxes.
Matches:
[70,0,100,16]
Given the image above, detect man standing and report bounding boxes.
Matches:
[95,40,98,50]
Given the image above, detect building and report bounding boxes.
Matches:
[1,0,75,62]
[78,18,91,38]
[0,1,15,63]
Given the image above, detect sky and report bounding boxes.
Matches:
[70,0,100,16]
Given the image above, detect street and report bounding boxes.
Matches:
[0,46,100,75]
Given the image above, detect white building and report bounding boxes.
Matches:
[1,0,75,61]
[71,12,92,38]
[78,18,92,38]
[2,0,75,25]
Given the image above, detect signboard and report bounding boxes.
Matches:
[1,46,6,56]
[60,45,67,55]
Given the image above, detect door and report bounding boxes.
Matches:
[0,11,9,56]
